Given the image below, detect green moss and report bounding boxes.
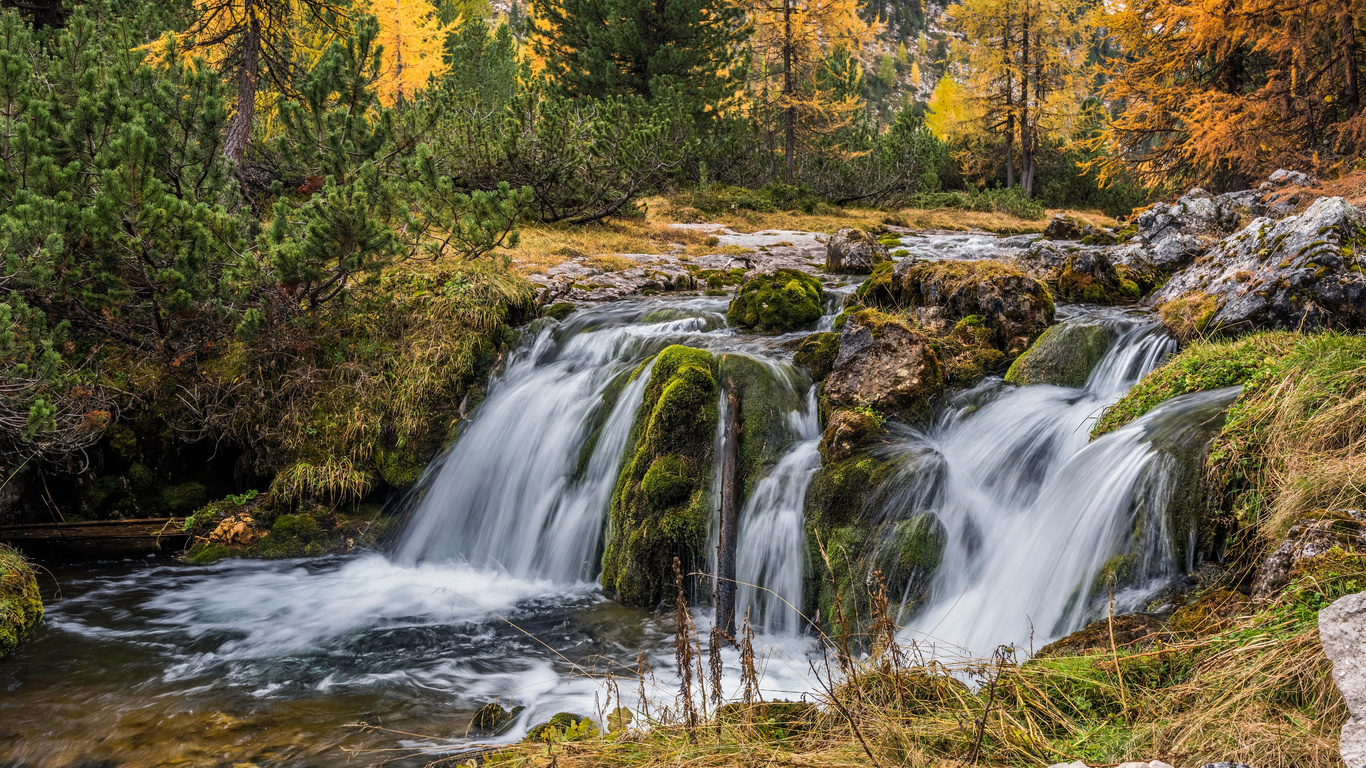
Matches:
[375,445,427,489]
[1005,323,1118,388]
[540,302,577,321]
[601,346,719,607]
[523,712,598,743]
[792,332,839,380]
[471,702,525,733]
[127,462,155,491]
[1092,332,1297,438]
[184,542,234,564]
[161,481,208,513]
[0,544,43,658]
[726,269,824,333]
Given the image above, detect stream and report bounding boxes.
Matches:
[0,232,1226,767]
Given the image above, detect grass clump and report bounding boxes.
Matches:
[0,544,42,658]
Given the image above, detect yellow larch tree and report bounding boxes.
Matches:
[355,0,450,106]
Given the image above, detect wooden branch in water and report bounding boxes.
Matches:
[715,387,741,638]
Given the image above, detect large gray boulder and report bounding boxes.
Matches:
[1004,322,1117,388]
[824,310,944,419]
[1320,591,1366,768]
[1126,189,1242,277]
[1154,196,1366,336]
[826,228,889,274]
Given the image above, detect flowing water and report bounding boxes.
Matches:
[1,235,1241,765]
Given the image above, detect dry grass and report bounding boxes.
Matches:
[502,217,714,275]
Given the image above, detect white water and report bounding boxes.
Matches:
[886,309,1235,655]
[735,388,823,634]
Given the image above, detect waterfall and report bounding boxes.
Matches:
[394,304,721,580]
[734,388,822,634]
[886,310,1208,655]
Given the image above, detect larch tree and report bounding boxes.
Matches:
[748,0,875,181]
[527,0,750,119]
[1092,0,1366,186]
[356,0,449,106]
[945,0,1084,194]
[175,0,349,161]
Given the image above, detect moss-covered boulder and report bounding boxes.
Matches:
[0,544,43,658]
[791,331,839,381]
[471,702,526,733]
[823,309,943,421]
[1004,323,1118,388]
[872,514,947,604]
[720,355,805,499]
[1054,251,1141,305]
[601,346,719,607]
[825,228,889,274]
[726,269,824,333]
[856,259,1054,357]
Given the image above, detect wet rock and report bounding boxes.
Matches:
[1035,613,1164,658]
[819,409,885,464]
[1055,250,1141,305]
[1154,196,1366,338]
[1321,591,1366,768]
[792,332,839,381]
[874,513,946,603]
[726,268,824,333]
[471,702,525,733]
[824,310,943,420]
[1044,214,1084,241]
[0,543,43,658]
[1005,322,1117,388]
[858,259,1054,357]
[826,228,889,274]
[1253,511,1364,601]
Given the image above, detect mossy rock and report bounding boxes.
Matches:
[1035,613,1164,658]
[161,481,208,513]
[792,332,839,381]
[0,544,43,658]
[1167,588,1249,636]
[1004,323,1118,388]
[877,514,946,591]
[726,269,824,333]
[523,712,598,742]
[540,302,577,321]
[601,346,719,607]
[471,702,526,733]
[1055,251,1141,305]
[721,354,805,498]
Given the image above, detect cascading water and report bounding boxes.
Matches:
[734,388,822,634]
[883,308,1208,655]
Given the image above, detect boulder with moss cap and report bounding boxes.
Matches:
[823,309,944,421]
[826,228,889,274]
[726,269,824,333]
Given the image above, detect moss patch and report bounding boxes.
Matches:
[1005,323,1118,388]
[792,332,839,380]
[0,544,43,658]
[601,346,719,607]
[726,269,824,333]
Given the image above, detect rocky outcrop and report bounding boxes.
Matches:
[826,228,889,274]
[791,331,839,380]
[1005,322,1118,388]
[824,309,944,420]
[1044,214,1084,241]
[726,268,825,333]
[1320,590,1366,768]
[1153,196,1366,338]
[0,543,42,658]
[857,259,1054,357]
[1055,250,1141,305]
[1253,511,1364,601]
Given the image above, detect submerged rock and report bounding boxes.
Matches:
[601,346,718,607]
[471,702,525,733]
[726,269,824,333]
[0,543,42,658]
[1005,323,1117,388]
[1154,196,1366,338]
[826,228,889,274]
[1320,592,1366,768]
[824,309,943,420]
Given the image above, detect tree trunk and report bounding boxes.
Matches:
[1342,0,1361,115]
[715,388,741,638]
[783,0,795,184]
[223,3,260,162]
[1020,12,1031,196]
[1003,14,1014,189]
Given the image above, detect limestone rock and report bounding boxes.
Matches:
[1055,250,1141,305]
[1253,512,1364,600]
[826,228,889,274]
[1265,169,1313,187]
[1154,196,1366,337]
[825,310,944,420]
[1044,214,1084,241]
[1321,593,1366,768]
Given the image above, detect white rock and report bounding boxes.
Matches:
[1115,762,1149,768]
[1320,591,1366,768]
[1149,761,1177,768]
[1046,762,1089,768]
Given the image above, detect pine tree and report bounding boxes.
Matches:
[528,0,749,120]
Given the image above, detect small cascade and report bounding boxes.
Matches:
[395,303,722,580]
[734,388,822,634]
[884,309,1199,654]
